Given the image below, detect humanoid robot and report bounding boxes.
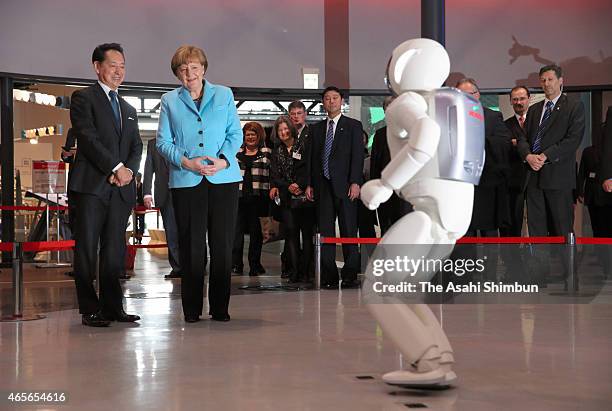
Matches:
[361,38,485,387]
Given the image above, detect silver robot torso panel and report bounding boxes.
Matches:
[419,87,485,185]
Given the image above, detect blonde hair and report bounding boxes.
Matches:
[171,45,208,76]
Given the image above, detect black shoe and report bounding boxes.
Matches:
[341,279,361,289]
[211,314,231,322]
[64,271,74,277]
[249,266,266,276]
[103,310,140,322]
[82,312,111,327]
[322,282,339,290]
[118,272,131,280]
[164,271,181,279]
[231,265,244,275]
[185,314,200,323]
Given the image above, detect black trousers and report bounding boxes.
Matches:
[526,182,574,236]
[159,199,181,274]
[588,204,612,238]
[232,196,263,271]
[317,179,359,284]
[73,190,131,315]
[377,194,413,236]
[588,204,612,276]
[172,178,239,318]
[526,179,574,281]
[500,186,525,237]
[281,206,316,280]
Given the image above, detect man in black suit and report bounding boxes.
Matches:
[517,65,585,237]
[143,138,181,279]
[69,43,143,327]
[456,78,511,237]
[370,96,413,235]
[502,86,531,236]
[306,86,364,288]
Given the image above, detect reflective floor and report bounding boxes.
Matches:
[1,245,612,410]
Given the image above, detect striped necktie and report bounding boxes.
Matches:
[322,120,334,179]
[531,101,553,154]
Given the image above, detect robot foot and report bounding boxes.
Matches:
[382,368,455,389]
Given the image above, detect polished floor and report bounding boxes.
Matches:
[1,244,612,411]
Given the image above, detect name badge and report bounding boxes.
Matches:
[589,172,596,178]
[292,152,302,160]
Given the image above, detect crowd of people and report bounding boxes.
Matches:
[64,42,612,327]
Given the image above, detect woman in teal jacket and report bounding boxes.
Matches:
[157,45,242,323]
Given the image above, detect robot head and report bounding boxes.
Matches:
[385,38,450,94]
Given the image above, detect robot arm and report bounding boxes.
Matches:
[361,93,440,210]
[382,116,440,190]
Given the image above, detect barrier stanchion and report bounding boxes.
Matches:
[1,242,46,322]
[314,233,321,291]
[567,233,578,292]
[12,242,23,317]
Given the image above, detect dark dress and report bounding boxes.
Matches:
[270,141,315,282]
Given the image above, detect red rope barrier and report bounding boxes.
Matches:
[320,236,608,245]
[321,237,381,244]
[0,243,13,252]
[21,240,75,252]
[128,243,168,249]
[133,206,160,212]
[0,205,68,211]
[0,205,47,211]
[457,236,566,244]
[0,241,170,253]
[577,237,612,245]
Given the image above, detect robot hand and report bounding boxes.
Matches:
[361,179,393,210]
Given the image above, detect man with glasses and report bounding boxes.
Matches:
[503,86,531,236]
[455,78,511,239]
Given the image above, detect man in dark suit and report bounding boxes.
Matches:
[456,78,511,237]
[502,86,531,236]
[69,43,143,327]
[517,65,585,237]
[370,96,413,235]
[306,86,364,288]
[143,138,181,279]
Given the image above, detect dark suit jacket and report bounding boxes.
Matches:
[504,115,528,189]
[294,124,312,190]
[577,146,612,206]
[69,83,142,204]
[600,106,612,183]
[143,138,171,208]
[370,126,389,180]
[518,94,585,190]
[309,115,364,198]
[480,108,511,187]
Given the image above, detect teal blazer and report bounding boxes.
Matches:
[156,81,242,188]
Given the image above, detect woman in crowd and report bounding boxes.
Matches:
[232,122,271,276]
[157,45,242,323]
[269,116,315,283]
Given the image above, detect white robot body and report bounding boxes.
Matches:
[361,38,485,388]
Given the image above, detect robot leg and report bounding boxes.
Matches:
[367,211,455,387]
